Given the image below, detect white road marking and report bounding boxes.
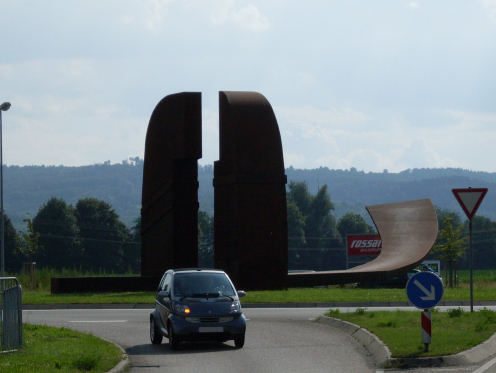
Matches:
[473,355,496,373]
[68,320,128,323]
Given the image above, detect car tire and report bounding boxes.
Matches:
[150,317,163,345]
[234,334,245,348]
[168,324,180,350]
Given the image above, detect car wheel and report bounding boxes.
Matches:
[234,334,245,348]
[150,317,163,345]
[168,324,180,350]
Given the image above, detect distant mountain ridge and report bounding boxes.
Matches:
[4,161,495,230]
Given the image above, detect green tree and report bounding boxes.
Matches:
[287,200,306,248]
[32,198,80,269]
[436,208,462,231]
[287,182,341,249]
[17,218,39,264]
[123,216,141,273]
[76,198,130,272]
[198,211,214,267]
[467,216,496,270]
[433,216,467,287]
[337,213,375,243]
[2,212,22,272]
[287,181,312,217]
[305,185,341,248]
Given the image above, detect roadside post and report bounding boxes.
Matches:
[406,271,444,352]
[452,188,488,312]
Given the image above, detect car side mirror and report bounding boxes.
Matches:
[158,290,170,299]
[237,290,246,298]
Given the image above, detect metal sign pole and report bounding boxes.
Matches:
[452,187,488,313]
[421,309,431,352]
[469,218,473,313]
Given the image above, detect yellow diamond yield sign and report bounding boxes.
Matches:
[452,188,488,219]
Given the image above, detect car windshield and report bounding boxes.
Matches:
[173,272,236,298]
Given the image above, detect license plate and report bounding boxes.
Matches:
[199,327,223,333]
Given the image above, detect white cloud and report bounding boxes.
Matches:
[4,95,147,166]
[200,108,220,165]
[271,104,496,172]
[1,58,97,88]
[210,0,270,31]
[408,2,420,9]
[481,0,496,23]
[118,0,175,30]
[144,0,175,30]
[445,109,496,126]
[297,72,317,85]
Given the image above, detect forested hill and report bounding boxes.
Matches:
[4,160,496,230]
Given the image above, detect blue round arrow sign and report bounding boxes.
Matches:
[406,271,444,309]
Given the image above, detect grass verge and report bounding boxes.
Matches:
[22,285,496,305]
[23,290,155,305]
[326,308,496,358]
[0,324,122,373]
[16,269,496,305]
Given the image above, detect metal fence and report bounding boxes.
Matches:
[0,277,22,351]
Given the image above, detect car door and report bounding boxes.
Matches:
[157,273,172,328]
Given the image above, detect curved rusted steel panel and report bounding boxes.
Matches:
[141,92,202,277]
[288,199,438,287]
[214,91,288,290]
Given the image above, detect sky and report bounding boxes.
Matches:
[1,0,496,172]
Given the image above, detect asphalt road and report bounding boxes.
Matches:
[22,307,496,373]
[24,307,376,373]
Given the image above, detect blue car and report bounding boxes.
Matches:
[150,268,247,349]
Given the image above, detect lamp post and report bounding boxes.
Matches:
[0,102,11,282]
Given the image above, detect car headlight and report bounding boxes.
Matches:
[230,301,241,314]
[174,303,191,315]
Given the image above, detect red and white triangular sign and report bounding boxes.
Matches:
[452,188,488,219]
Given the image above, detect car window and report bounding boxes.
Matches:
[158,273,167,290]
[173,272,236,298]
[162,273,171,292]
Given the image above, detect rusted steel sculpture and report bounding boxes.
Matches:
[288,199,438,287]
[141,92,202,277]
[214,91,288,290]
[51,92,439,294]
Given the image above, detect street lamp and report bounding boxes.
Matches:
[0,102,11,281]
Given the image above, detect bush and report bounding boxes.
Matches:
[448,308,463,318]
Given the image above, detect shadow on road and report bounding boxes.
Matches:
[127,341,237,355]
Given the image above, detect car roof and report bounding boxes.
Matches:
[172,268,226,274]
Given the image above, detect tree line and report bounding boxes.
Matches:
[3,181,495,277]
[4,197,140,273]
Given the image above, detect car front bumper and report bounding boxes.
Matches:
[169,313,246,341]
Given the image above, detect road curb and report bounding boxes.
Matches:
[99,336,129,373]
[316,316,391,368]
[316,315,496,369]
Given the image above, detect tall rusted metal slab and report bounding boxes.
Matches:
[141,92,201,277]
[214,91,288,290]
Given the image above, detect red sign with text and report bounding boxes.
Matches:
[347,234,382,256]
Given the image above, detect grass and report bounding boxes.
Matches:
[21,284,496,305]
[13,268,496,305]
[326,308,496,358]
[23,290,155,304]
[0,324,122,373]
[14,268,138,292]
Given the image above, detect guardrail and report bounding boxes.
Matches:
[0,277,22,351]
